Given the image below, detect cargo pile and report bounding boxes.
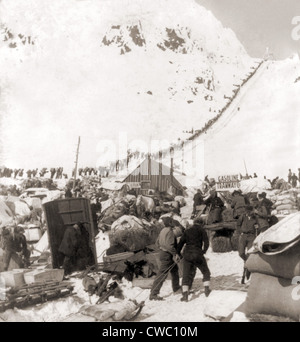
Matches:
[268,189,300,217]
[0,268,73,312]
[109,216,162,253]
[244,213,300,321]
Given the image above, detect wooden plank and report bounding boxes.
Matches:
[58,210,84,214]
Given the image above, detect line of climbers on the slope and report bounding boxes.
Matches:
[107,60,265,176]
[0,166,112,180]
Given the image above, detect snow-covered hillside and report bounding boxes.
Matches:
[121,54,300,181]
[0,0,255,172]
[202,55,300,179]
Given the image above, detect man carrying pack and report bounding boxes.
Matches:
[149,217,182,301]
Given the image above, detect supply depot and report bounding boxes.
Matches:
[216,175,241,191]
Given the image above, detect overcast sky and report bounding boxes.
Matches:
[196,0,300,59]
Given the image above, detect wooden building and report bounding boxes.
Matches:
[121,156,184,196]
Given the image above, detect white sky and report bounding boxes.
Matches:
[196,0,300,59]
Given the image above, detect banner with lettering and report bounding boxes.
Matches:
[216,175,241,191]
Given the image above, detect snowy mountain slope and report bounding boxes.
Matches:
[202,55,300,179]
[0,0,256,171]
[118,55,300,181]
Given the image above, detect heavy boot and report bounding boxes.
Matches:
[149,294,164,301]
[180,292,188,302]
[204,286,211,297]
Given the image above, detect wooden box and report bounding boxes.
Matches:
[0,269,28,288]
[103,252,135,263]
[24,269,64,284]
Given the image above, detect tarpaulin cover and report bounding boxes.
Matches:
[250,212,300,255]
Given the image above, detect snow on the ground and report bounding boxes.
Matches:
[0,248,246,322]
[124,249,246,322]
[0,178,23,188]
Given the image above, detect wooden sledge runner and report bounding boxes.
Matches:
[0,280,74,312]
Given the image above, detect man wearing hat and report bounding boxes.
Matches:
[237,206,260,283]
[237,206,259,262]
[149,217,182,301]
[177,218,211,301]
[231,190,246,220]
[258,192,273,215]
[204,190,224,224]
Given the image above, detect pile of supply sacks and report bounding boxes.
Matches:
[268,189,299,217]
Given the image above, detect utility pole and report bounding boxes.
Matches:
[170,146,174,193]
[73,136,81,191]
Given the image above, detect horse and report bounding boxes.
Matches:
[136,195,155,217]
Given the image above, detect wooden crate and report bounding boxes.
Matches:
[103,252,135,263]
[0,269,28,288]
[24,269,64,285]
[24,225,42,243]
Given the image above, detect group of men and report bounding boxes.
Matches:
[0,168,18,178]
[231,190,276,281]
[77,167,99,177]
[149,216,211,303]
[191,187,277,285]
[192,188,224,224]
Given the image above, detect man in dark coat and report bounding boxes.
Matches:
[59,223,81,275]
[149,217,182,301]
[1,226,30,270]
[90,197,102,235]
[291,173,298,188]
[237,206,259,262]
[192,189,204,216]
[258,192,273,216]
[50,168,56,179]
[288,169,292,183]
[65,187,73,198]
[204,191,224,224]
[252,198,269,234]
[177,219,211,301]
[231,190,246,220]
[59,222,94,276]
[237,206,260,284]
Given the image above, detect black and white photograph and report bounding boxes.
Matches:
[0,0,300,325]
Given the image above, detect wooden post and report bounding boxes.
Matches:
[159,151,162,192]
[181,141,185,175]
[148,153,151,190]
[73,136,81,191]
[170,147,174,194]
